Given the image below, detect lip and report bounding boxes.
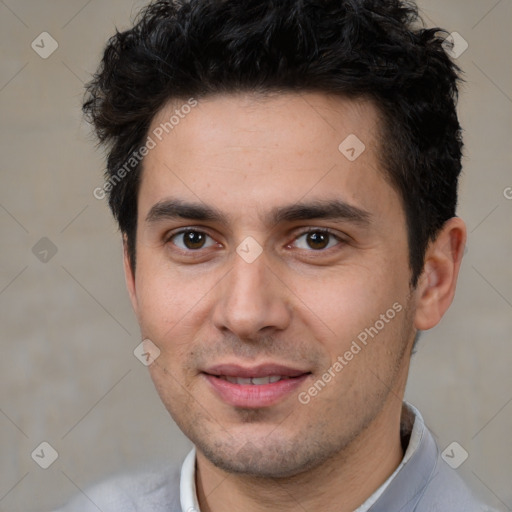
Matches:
[204,363,309,379]
[202,363,311,408]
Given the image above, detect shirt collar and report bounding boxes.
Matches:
[180,402,425,512]
[180,446,200,512]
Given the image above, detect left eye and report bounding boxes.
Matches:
[292,230,341,251]
[170,230,217,250]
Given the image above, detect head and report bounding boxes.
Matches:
[84,0,466,478]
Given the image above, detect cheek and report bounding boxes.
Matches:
[291,263,401,340]
[134,265,187,338]
[134,260,216,354]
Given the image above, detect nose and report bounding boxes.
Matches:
[211,249,291,339]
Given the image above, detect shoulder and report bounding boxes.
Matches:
[409,425,498,512]
[52,464,182,512]
[416,458,497,512]
[386,404,498,512]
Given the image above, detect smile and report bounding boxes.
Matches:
[218,375,291,385]
[202,364,311,408]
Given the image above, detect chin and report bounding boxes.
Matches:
[194,430,343,479]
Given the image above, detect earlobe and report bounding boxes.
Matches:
[123,236,139,316]
[414,217,467,331]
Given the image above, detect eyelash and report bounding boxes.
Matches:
[165,227,344,254]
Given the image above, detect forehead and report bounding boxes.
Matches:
[149,92,381,163]
[138,92,401,228]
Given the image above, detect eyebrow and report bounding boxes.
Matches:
[271,199,371,225]
[145,198,372,227]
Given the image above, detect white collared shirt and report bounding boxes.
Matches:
[55,401,494,511]
[180,403,424,512]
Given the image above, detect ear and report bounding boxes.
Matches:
[123,235,139,317]
[414,217,467,331]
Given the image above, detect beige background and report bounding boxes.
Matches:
[0,1,511,510]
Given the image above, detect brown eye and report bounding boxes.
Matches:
[306,232,329,250]
[170,230,215,250]
[292,230,341,251]
[183,231,206,249]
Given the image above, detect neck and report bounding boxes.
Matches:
[195,400,405,512]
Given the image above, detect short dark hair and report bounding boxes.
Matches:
[83,0,463,288]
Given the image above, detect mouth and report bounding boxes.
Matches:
[217,375,294,385]
[202,363,312,408]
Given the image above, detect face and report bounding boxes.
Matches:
[126,92,418,478]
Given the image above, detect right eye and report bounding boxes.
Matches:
[167,229,218,251]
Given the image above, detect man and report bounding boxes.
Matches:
[57,0,496,510]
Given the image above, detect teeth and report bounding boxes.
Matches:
[225,376,252,384]
[222,375,286,385]
[251,377,272,385]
